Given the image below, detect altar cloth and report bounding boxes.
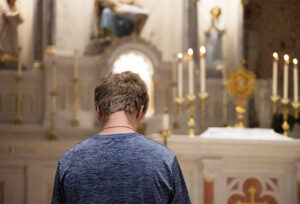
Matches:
[200,127,292,141]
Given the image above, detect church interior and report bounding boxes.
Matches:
[0,0,300,203]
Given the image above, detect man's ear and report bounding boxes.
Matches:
[95,105,102,121]
[136,105,144,121]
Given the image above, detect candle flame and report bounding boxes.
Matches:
[188,48,193,56]
[293,58,298,65]
[273,52,278,59]
[200,46,206,54]
[284,54,289,62]
[177,53,183,59]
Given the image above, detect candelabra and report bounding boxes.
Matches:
[13,75,23,125]
[47,61,58,140]
[160,129,171,146]
[199,92,208,132]
[281,98,290,136]
[187,94,196,138]
[71,78,80,127]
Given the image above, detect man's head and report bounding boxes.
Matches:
[95,71,149,126]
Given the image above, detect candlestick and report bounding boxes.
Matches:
[17,47,22,77]
[200,46,206,93]
[187,48,194,96]
[162,107,169,130]
[177,53,183,98]
[293,58,298,103]
[52,61,57,91]
[73,49,79,79]
[283,54,290,102]
[272,52,279,97]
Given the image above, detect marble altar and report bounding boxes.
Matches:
[0,127,300,204]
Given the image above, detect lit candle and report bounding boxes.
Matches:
[293,58,298,102]
[17,47,22,77]
[162,107,169,130]
[52,61,57,91]
[187,48,194,95]
[73,49,79,79]
[200,46,206,93]
[283,54,290,100]
[272,52,279,96]
[177,53,183,98]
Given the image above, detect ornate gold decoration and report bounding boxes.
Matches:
[226,63,256,128]
[270,95,279,113]
[292,102,300,119]
[281,98,289,136]
[187,96,196,138]
[46,45,56,54]
[236,185,268,204]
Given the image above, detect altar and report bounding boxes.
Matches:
[0,127,299,204]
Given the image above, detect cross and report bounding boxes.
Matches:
[236,185,268,204]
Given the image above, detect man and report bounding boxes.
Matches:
[51,71,191,204]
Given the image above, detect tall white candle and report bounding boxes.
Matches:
[177,53,183,98]
[17,47,22,77]
[74,49,79,79]
[188,48,194,95]
[162,107,169,130]
[200,46,206,93]
[52,61,57,91]
[293,58,298,102]
[283,54,290,100]
[272,52,279,96]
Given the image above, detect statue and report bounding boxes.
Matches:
[0,0,23,58]
[95,0,148,38]
[205,7,225,69]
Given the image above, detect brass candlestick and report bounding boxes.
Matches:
[160,129,171,146]
[187,95,196,138]
[292,102,300,119]
[47,61,58,140]
[281,98,290,136]
[175,97,185,114]
[13,75,23,125]
[199,92,208,132]
[271,95,280,114]
[71,78,80,127]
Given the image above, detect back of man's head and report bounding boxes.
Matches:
[94,71,149,124]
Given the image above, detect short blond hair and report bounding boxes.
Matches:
[95,71,149,123]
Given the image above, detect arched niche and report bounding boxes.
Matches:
[98,35,167,119]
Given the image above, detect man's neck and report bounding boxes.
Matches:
[98,111,137,135]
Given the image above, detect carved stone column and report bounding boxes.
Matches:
[202,158,221,204]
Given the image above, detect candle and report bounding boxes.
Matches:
[293,58,298,102]
[187,48,194,95]
[52,61,57,91]
[200,46,206,93]
[162,107,169,130]
[17,47,22,77]
[177,53,183,98]
[74,49,79,79]
[272,52,279,96]
[283,54,290,100]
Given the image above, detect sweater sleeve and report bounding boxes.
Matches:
[51,161,66,204]
[169,156,191,204]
